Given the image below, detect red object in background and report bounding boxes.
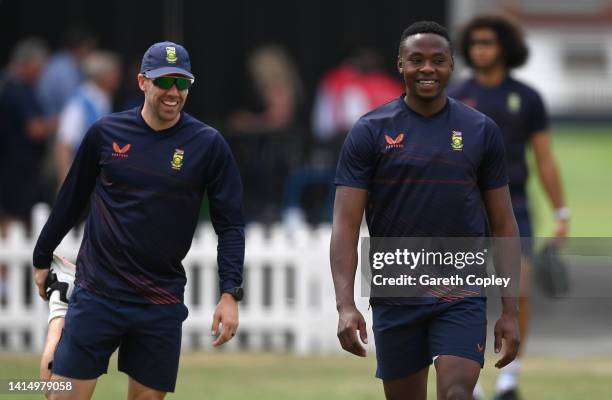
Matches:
[312,65,404,140]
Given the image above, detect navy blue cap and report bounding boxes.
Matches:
[140,41,194,80]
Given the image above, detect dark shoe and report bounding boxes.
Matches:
[494,388,522,400]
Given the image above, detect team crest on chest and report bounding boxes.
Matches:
[171,149,184,170]
[507,92,521,113]
[451,130,463,151]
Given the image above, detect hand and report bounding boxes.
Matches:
[554,218,569,243]
[494,311,520,369]
[40,317,64,379]
[33,268,49,301]
[337,304,368,357]
[211,293,239,347]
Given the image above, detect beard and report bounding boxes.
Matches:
[151,97,183,122]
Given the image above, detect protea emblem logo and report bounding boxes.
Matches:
[507,92,521,113]
[171,149,184,170]
[166,47,177,64]
[451,130,463,151]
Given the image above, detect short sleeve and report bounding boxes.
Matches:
[334,119,376,189]
[525,90,549,137]
[477,118,509,191]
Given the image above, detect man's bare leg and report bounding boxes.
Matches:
[382,365,429,400]
[46,374,97,400]
[127,377,166,400]
[40,318,64,379]
[435,355,480,400]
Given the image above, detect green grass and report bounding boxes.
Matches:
[527,124,612,237]
[1,352,611,399]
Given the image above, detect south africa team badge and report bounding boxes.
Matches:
[507,92,521,113]
[166,47,177,64]
[451,130,463,151]
[171,149,184,170]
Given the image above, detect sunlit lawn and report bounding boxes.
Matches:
[1,352,611,399]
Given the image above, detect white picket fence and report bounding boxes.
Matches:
[0,204,372,354]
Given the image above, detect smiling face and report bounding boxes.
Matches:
[397,33,453,102]
[138,74,189,129]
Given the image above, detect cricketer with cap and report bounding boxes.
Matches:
[32,41,245,400]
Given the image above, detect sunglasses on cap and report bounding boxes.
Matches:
[151,76,194,91]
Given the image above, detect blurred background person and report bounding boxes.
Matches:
[36,26,97,204]
[55,51,121,186]
[37,26,97,118]
[282,48,403,226]
[226,44,305,223]
[0,38,56,236]
[448,15,569,400]
[312,48,403,143]
[227,44,303,134]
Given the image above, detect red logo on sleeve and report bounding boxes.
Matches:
[112,142,131,158]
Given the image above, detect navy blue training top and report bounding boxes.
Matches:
[335,96,508,304]
[447,76,548,197]
[33,107,245,304]
[335,95,508,237]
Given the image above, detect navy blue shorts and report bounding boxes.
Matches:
[372,298,487,380]
[52,286,188,392]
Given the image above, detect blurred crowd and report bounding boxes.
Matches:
[0,28,403,234]
[0,27,122,236]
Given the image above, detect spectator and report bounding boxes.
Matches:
[282,49,403,225]
[37,26,97,117]
[312,48,403,142]
[227,44,303,134]
[56,51,121,185]
[36,27,97,205]
[0,38,56,236]
[226,45,306,222]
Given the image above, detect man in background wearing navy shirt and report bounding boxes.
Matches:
[331,21,521,400]
[33,42,245,400]
[448,16,568,400]
[0,38,57,235]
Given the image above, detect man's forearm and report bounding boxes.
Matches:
[492,218,521,312]
[330,186,368,311]
[33,129,99,268]
[537,158,565,210]
[217,226,245,291]
[330,225,360,310]
[500,296,519,315]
